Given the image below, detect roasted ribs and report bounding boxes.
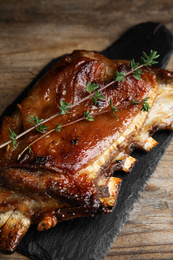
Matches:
[0,50,173,252]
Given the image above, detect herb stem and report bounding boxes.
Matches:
[1,50,160,151]
[0,80,117,150]
[126,64,144,77]
[17,108,113,159]
[17,130,53,160]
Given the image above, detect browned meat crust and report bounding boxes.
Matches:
[0,50,172,252]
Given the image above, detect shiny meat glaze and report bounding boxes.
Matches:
[113,67,173,170]
[0,50,173,252]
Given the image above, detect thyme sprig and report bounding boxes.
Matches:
[28,145,34,154]
[58,100,72,115]
[93,90,106,105]
[141,97,151,112]
[131,59,143,80]
[26,115,49,133]
[116,50,160,82]
[84,111,94,121]
[0,50,159,152]
[114,71,126,82]
[86,82,99,93]
[18,103,120,159]
[131,97,151,112]
[86,82,106,105]
[131,99,140,105]
[110,99,118,119]
[8,127,17,148]
[141,50,160,66]
[17,109,110,159]
[55,123,63,133]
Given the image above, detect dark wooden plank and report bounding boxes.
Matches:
[0,1,173,259]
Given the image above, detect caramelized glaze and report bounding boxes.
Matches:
[0,50,172,252]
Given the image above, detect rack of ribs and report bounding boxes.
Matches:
[0,50,172,252]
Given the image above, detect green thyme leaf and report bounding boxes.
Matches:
[84,111,94,121]
[94,90,106,100]
[141,50,160,66]
[130,59,140,70]
[133,68,143,80]
[130,59,143,80]
[110,98,114,108]
[55,123,63,133]
[27,115,49,133]
[112,112,118,120]
[27,115,42,125]
[131,99,140,105]
[37,125,49,133]
[132,97,150,112]
[114,70,126,82]
[110,98,118,112]
[110,99,118,120]
[58,99,72,115]
[28,145,34,154]
[92,90,106,105]
[141,97,150,112]
[8,127,17,148]
[92,96,97,105]
[86,82,100,94]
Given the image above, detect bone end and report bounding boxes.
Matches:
[99,177,122,207]
[142,136,158,152]
[37,215,58,231]
[0,210,13,229]
[0,209,31,252]
[122,156,137,173]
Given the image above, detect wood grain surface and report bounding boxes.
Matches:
[0,0,173,259]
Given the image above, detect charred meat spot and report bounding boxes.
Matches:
[34,156,47,166]
[97,186,109,197]
[70,137,79,145]
[111,82,119,89]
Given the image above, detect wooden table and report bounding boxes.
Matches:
[0,1,173,259]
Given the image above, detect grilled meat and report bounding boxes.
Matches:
[0,50,172,252]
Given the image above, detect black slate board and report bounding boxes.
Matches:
[13,22,173,260]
